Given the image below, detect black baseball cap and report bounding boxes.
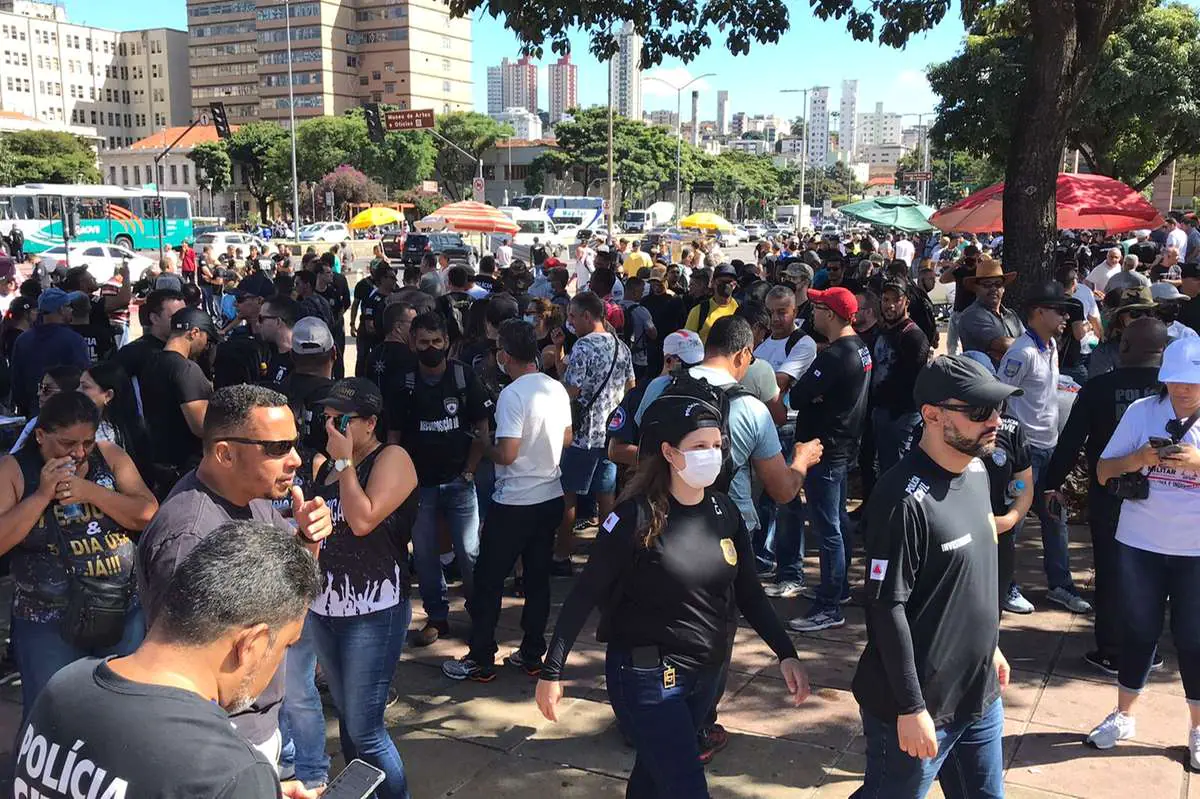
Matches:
[639,392,723,455]
[913,354,1023,408]
[170,307,219,337]
[1182,263,1200,280]
[235,272,274,300]
[322,377,383,417]
[714,264,738,280]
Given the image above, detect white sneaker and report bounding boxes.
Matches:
[764,579,806,598]
[1002,585,1035,614]
[1086,709,1136,749]
[1046,587,1093,614]
[1190,726,1200,771]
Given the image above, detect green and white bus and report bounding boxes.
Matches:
[0,183,194,254]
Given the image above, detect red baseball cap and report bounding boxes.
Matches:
[807,287,858,321]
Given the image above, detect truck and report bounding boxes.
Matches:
[773,204,812,231]
[623,201,676,233]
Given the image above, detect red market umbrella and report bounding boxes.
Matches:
[418,200,519,235]
[929,172,1164,234]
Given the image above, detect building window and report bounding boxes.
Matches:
[384,81,395,93]
[170,164,178,185]
[121,166,128,184]
[133,166,141,184]
[371,71,381,80]
[182,165,190,185]
[442,37,451,48]
[358,76,368,86]
[443,58,451,71]
[347,55,358,68]
[384,61,394,72]
[255,2,319,21]
[372,91,382,102]
[347,29,408,46]
[256,26,320,43]
[443,80,451,92]
[109,166,117,184]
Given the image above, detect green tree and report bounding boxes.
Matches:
[317,165,386,219]
[432,112,512,200]
[0,131,100,183]
[451,0,1141,295]
[0,137,15,186]
[929,1,1200,191]
[226,122,288,216]
[895,147,1005,207]
[188,141,232,215]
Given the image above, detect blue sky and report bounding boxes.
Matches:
[64,0,963,119]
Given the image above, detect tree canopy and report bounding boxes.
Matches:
[432,112,512,201]
[0,131,100,184]
[226,122,289,215]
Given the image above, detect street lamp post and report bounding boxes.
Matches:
[285,0,300,237]
[644,72,716,216]
[780,87,819,210]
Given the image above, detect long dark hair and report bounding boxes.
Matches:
[85,361,150,465]
[615,448,673,549]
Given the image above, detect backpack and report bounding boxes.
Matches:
[441,290,473,342]
[618,300,644,351]
[643,371,754,494]
[783,328,809,357]
[603,297,626,339]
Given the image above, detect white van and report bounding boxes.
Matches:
[493,209,572,260]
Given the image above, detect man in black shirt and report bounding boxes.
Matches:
[872,278,931,472]
[788,287,872,632]
[140,308,217,493]
[258,295,299,389]
[315,259,350,379]
[390,312,492,646]
[115,288,186,409]
[367,301,417,415]
[214,288,273,390]
[19,521,321,799]
[295,270,333,327]
[853,354,1015,798]
[66,290,116,363]
[355,263,396,378]
[1177,262,1200,335]
[1043,317,1167,674]
[639,266,686,376]
[279,317,337,464]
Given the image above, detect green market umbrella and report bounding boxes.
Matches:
[838,195,937,233]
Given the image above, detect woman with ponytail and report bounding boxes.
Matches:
[534,389,811,797]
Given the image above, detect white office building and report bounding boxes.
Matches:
[856,102,903,154]
[716,89,728,136]
[491,105,542,140]
[610,21,641,120]
[0,0,189,151]
[808,86,830,167]
[839,79,858,160]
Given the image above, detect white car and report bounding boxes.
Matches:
[193,231,272,256]
[298,222,351,243]
[742,223,765,241]
[718,226,747,247]
[37,243,154,285]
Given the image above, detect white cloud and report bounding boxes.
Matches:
[641,67,713,98]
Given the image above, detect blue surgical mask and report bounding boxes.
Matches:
[523,314,537,325]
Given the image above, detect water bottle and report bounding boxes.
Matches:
[1004,479,1025,508]
[59,462,85,523]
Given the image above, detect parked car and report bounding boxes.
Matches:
[37,243,155,285]
[297,222,351,243]
[400,232,474,267]
[193,230,272,255]
[718,226,748,247]
[742,222,765,241]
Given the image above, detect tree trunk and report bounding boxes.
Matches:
[1002,0,1132,306]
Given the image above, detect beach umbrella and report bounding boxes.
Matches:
[837,196,937,233]
[348,206,404,229]
[417,201,519,235]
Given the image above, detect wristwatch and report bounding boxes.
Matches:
[333,458,353,474]
[462,471,475,483]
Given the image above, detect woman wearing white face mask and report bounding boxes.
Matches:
[534,390,810,797]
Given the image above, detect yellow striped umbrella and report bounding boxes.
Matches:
[678,211,735,232]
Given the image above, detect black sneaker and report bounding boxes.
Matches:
[1152,652,1165,671]
[697,723,729,764]
[1084,650,1118,676]
[550,558,574,577]
[441,656,497,682]
[503,648,543,677]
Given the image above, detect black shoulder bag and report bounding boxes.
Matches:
[1106,408,1200,501]
[571,334,619,436]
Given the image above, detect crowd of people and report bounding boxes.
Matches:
[0,211,1198,799]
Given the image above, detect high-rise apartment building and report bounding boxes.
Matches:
[485,55,537,116]
[186,0,472,127]
[856,101,902,154]
[608,21,641,120]
[547,51,576,124]
[839,79,857,161]
[716,89,728,136]
[730,111,746,136]
[646,109,677,127]
[807,86,829,167]
[486,63,503,114]
[0,0,189,151]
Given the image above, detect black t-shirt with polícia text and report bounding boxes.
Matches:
[390,360,493,486]
[853,448,1000,726]
[16,659,280,799]
[140,349,212,468]
[71,322,116,364]
[789,334,872,462]
[542,492,797,680]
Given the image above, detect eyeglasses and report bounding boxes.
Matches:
[935,402,1005,423]
[257,314,279,323]
[975,279,1004,290]
[219,437,299,458]
[37,383,60,396]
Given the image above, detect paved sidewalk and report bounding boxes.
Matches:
[0,528,1193,798]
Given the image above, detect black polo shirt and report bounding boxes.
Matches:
[389,359,492,486]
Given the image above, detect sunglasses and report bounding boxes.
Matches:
[935,401,1006,423]
[219,437,299,458]
[1122,309,1154,319]
[975,279,1004,289]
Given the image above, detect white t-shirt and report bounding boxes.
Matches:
[1085,263,1121,293]
[998,331,1059,450]
[1071,283,1099,321]
[495,244,513,268]
[1101,395,1200,556]
[754,332,817,381]
[894,239,916,266]
[492,371,572,506]
[1168,228,1188,260]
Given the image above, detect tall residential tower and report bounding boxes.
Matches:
[547,51,577,124]
[609,21,641,119]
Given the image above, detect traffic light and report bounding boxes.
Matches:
[363,103,385,143]
[209,101,231,140]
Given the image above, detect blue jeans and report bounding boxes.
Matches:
[806,459,852,613]
[412,478,480,623]
[1022,446,1075,592]
[753,492,778,572]
[13,606,145,719]
[774,497,809,584]
[605,648,723,798]
[855,698,1005,799]
[280,618,330,787]
[474,458,495,524]
[1116,542,1200,699]
[872,409,922,476]
[559,446,617,495]
[309,601,412,799]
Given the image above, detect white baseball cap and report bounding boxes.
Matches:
[662,329,704,366]
[1151,282,1186,302]
[1159,336,1200,384]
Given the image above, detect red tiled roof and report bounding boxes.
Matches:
[0,111,39,122]
[126,124,239,151]
[867,176,896,187]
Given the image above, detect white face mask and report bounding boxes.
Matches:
[673,448,723,489]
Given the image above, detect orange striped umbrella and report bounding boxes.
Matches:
[418,201,519,235]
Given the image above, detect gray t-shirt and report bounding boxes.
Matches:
[740,357,780,405]
[998,331,1060,450]
[1102,269,1150,294]
[957,302,1025,358]
[135,470,289,747]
